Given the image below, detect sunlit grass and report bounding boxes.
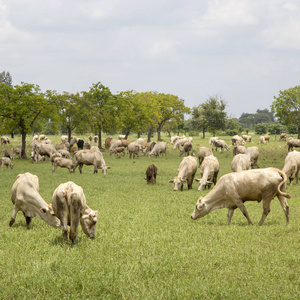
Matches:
[0,134,299,299]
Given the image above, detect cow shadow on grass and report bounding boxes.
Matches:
[50,235,84,247]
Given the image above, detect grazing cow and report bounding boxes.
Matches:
[1,157,14,169]
[137,138,147,151]
[120,139,133,148]
[33,142,57,162]
[58,149,71,159]
[169,156,197,191]
[259,136,266,144]
[9,172,61,229]
[173,138,188,150]
[110,139,123,151]
[170,136,179,144]
[52,157,75,173]
[213,139,230,151]
[61,135,68,142]
[74,149,110,174]
[231,135,244,146]
[264,135,270,143]
[231,154,251,172]
[144,164,158,184]
[195,155,219,191]
[110,146,125,157]
[12,147,21,159]
[1,136,10,144]
[282,150,300,185]
[233,145,246,156]
[208,137,219,146]
[191,168,290,225]
[245,147,259,168]
[179,141,193,156]
[149,142,167,158]
[52,181,98,244]
[242,135,251,142]
[128,142,140,159]
[3,149,11,159]
[50,152,62,165]
[286,138,300,151]
[88,135,93,142]
[94,136,98,143]
[279,133,286,141]
[198,147,213,167]
[142,141,157,155]
[84,141,91,149]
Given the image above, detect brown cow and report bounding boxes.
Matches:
[144,164,158,184]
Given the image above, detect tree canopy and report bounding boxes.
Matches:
[271,86,300,138]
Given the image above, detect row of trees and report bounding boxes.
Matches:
[0,71,299,158]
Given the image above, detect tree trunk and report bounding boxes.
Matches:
[147,128,153,142]
[202,128,205,139]
[21,131,27,159]
[68,127,72,143]
[97,127,103,149]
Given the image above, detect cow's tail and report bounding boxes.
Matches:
[276,168,292,199]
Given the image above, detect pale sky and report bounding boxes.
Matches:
[1,0,299,118]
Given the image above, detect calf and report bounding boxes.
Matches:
[179,141,193,156]
[9,172,61,229]
[169,156,197,191]
[144,164,158,184]
[52,157,75,173]
[195,155,219,191]
[52,181,98,244]
[191,168,290,225]
[213,139,230,151]
[12,147,21,159]
[110,146,125,157]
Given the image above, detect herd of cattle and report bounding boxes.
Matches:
[3,132,300,244]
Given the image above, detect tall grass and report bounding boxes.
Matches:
[0,134,299,299]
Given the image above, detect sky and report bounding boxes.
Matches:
[1,0,300,119]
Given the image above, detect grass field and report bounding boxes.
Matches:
[0,134,299,299]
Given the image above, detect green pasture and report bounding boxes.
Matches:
[0,134,299,299]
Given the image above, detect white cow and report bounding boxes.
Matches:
[282,150,300,185]
[9,173,61,229]
[52,181,98,244]
[231,154,251,172]
[169,156,197,191]
[191,168,290,225]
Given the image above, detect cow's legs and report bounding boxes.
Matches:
[9,206,18,227]
[258,199,271,225]
[25,216,32,229]
[235,200,253,225]
[227,206,237,224]
[277,195,289,224]
[69,206,81,244]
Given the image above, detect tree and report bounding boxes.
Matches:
[190,106,207,138]
[0,71,12,87]
[254,123,268,135]
[83,82,118,149]
[271,86,300,138]
[195,95,227,137]
[0,83,58,158]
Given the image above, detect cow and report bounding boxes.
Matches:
[286,138,300,151]
[1,157,14,169]
[137,138,147,151]
[1,136,10,144]
[33,142,58,162]
[208,137,219,146]
[242,135,251,142]
[3,149,11,159]
[142,141,157,155]
[195,155,219,191]
[77,139,84,150]
[120,139,133,148]
[9,172,61,229]
[110,139,123,151]
[173,138,188,150]
[104,137,114,149]
[149,142,167,158]
[245,147,259,168]
[282,150,300,185]
[74,149,110,174]
[231,154,251,172]
[231,135,244,146]
[110,146,125,157]
[279,133,287,141]
[197,147,213,167]
[52,157,76,173]
[259,136,266,144]
[233,145,246,156]
[144,164,158,184]
[58,149,71,159]
[213,139,230,151]
[191,168,290,225]
[12,147,21,159]
[169,156,197,191]
[94,136,98,143]
[128,142,140,159]
[179,141,193,156]
[52,181,98,244]
[264,135,270,143]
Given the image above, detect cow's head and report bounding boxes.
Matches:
[80,210,98,239]
[191,197,208,220]
[100,165,111,175]
[195,178,213,191]
[40,205,61,228]
[169,176,186,191]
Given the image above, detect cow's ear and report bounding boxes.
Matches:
[107,166,111,169]
[195,178,200,182]
[40,207,48,214]
[169,180,174,183]
[182,179,187,183]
